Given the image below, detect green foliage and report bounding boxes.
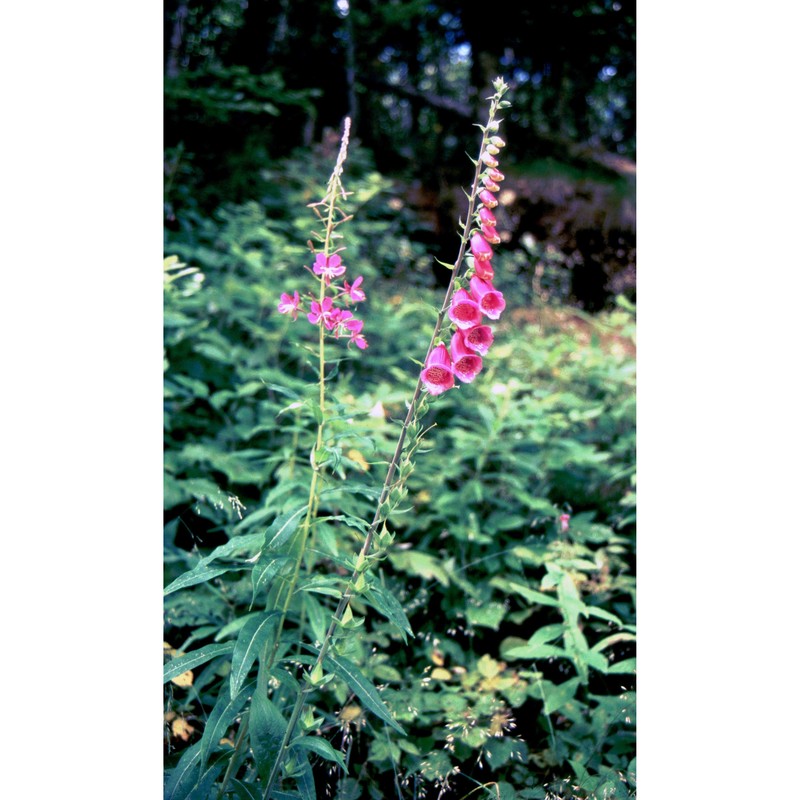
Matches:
[164,146,635,798]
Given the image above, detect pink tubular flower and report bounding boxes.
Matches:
[307,296,334,326]
[450,330,483,383]
[343,275,366,303]
[481,224,501,244]
[469,276,506,320]
[312,252,347,283]
[421,343,455,395]
[486,168,505,183]
[482,178,501,193]
[462,324,494,356]
[448,288,482,329]
[473,258,494,281]
[481,151,499,168]
[479,189,498,208]
[478,207,496,227]
[470,233,493,263]
[277,291,301,320]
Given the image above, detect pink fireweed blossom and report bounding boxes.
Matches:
[328,306,354,335]
[462,324,494,356]
[307,296,334,326]
[470,233,493,263]
[312,252,347,284]
[277,291,301,320]
[448,288,482,330]
[478,189,498,208]
[344,317,368,349]
[342,275,366,303]
[421,343,455,395]
[469,276,506,320]
[450,329,483,383]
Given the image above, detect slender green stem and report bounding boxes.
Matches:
[263,90,507,800]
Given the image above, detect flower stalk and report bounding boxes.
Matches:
[263,78,511,799]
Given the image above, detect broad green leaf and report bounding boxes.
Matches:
[250,691,287,782]
[539,677,580,715]
[230,611,281,698]
[465,601,506,630]
[389,551,450,586]
[293,735,347,770]
[199,682,251,769]
[163,643,234,684]
[323,652,404,734]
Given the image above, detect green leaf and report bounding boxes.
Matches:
[539,677,580,715]
[263,505,308,550]
[230,611,281,699]
[289,746,316,800]
[607,657,636,674]
[389,550,450,586]
[323,652,404,734]
[250,691,287,782]
[164,742,201,800]
[185,761,225,800]
[229,779,262,800]
[362,583,413,640]
[163,643,235,683]
[199,682,251,769]
[251,554,291,606]
[164,564,231,596]
[293,735,347,770]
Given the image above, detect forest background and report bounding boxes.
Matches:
[2,3,799,800]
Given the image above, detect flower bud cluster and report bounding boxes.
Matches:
[421,133,508,395]
[278,251,368,350]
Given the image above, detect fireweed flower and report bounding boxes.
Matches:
[278,291,301,320]
[421,343,455,395]
[307,296,334,326]
[313,252,347,283]
[448,288,482,330]
[450,329,483,383]
[469,276,506,320]
[343,275,366,303]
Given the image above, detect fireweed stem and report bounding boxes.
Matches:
[263,89,507,800]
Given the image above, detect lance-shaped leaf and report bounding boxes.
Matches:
[362,583,413,641]
[163,642,234,684]
[230,611,281,699]
[199,681,251,770]
[164,742,201,800]
[250,691,287,783]
[292,735,347,771]
[323,652,404,734]
[262,505,308,551]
